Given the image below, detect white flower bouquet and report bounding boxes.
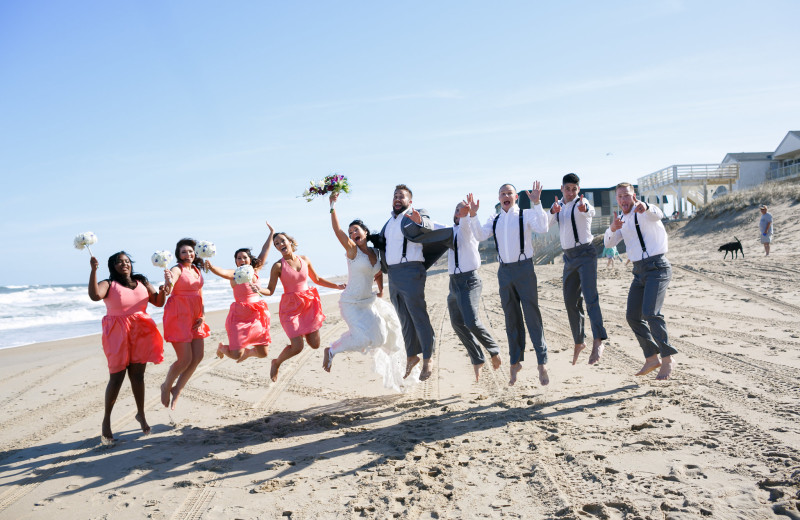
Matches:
[73,232,97,256]
[151,250,174,269]
[233,265,255,285]
[301,174,351,202]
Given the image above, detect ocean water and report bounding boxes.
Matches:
[0,278,339,350]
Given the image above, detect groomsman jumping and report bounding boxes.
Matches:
[548,173,608,366]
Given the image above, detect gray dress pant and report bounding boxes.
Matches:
[388,261,435,359]
[447,270,500,365]
[562,243,608,344]
[497,259,548,366]
[627,255,678,358]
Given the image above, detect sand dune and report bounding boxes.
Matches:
[1,205,799,519]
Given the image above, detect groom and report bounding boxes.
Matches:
[374,184,448,381]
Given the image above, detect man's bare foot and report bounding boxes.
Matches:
[538,365,550,386]
[323,347,333,373]
[101,417,113,442]
[490,355,501,370]
[216,342,225,359]
[655,357,674,380]
[403,356,420,379]
[419,360,432,381]
[635,357,661,376]
[170,387,181,410]
[572,343,586,365]
[270,359,280,382]
[473,363,484,382]
[160,383,171,408]
[135,413,151,436]
[588,340,604,365]
[509,363,522,386]
[236,348,255,364]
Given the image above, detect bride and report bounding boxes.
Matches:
[322,192,415,391]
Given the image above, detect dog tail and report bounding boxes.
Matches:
[734,236,740,244]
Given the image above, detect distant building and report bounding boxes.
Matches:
[769,131,800,182]
[509,186,636,217]
[722,152,776,191]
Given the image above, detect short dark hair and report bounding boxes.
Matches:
[394,184,412,199]
[499,183,517,193]
[562,173,580,185]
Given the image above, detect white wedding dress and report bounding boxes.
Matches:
[329,247,415,391]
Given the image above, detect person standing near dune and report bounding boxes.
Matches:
[604,183,677,380]
[759,205,773,256]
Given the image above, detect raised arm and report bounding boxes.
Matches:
[204,260,235,280]
[305,256,346,290]
[330,193,357,258]
[256,220,275,268]
[604,213,624,248]
[88,256,110,301]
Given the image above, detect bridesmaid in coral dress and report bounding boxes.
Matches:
[262,231,345,382]
[160,238,211,410]
[205,221,275,363]
[88,251,166,444]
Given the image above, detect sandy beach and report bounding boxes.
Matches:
[1,202,799,520]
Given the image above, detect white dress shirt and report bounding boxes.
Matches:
[604,204,668,262]
[448,215,481,274]
[471,203,549,263]
[548,198,595,250]
[384,208,425,265]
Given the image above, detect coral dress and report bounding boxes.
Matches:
[225,273,271,350]
[163,265,211,343]
[278,256,325,338]
[102,281,164,373]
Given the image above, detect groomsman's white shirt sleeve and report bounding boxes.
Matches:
[604,203,668,262]
[471,203,548,262]
[548,198,595,250]
[448,215,481,274]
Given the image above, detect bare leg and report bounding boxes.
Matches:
[162,341,192,407]
[419,359,433,381]
[764,243,770,256]
[572,343,585,365]
[509,362,522,386]
[323,347,333,372]
[102,370,126,442]
[490,354,501,370]
[538,364,549,386]
[270,337,305,382]
[635,354,661,376]
[169,338,205,410]
[588,338,605,365]
[473,362,484,382]
[127,363,150,435]
[236,344,269,364]
[655,356,675,380]
[404,355,420,379]
[216,342,226,359]
[305,330,321,349]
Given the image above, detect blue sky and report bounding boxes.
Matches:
[1,0,798,285]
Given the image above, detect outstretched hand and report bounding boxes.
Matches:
[329,192,339,206]
[466,193,479,216]
[265,220,274,234]
[632,195,647,214]
[577,194,588,213]
[456,201,470,219]
[610,212,624,232]
[550,196,561,214]
[408,208,422,224]
[523,181,543,204]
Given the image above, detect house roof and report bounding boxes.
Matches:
[722,152,773,163]
[774,131,800,159]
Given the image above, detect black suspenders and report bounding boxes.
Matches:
[634,213,648,258]
[453,233,460,273]
[556,200,581,247]
[492,212,525,263]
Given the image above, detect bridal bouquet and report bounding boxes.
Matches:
[233,265,255,285]
[73,232,97,256]
[151,250,174,269]
[194,241,216,259]
[301,174,351,202]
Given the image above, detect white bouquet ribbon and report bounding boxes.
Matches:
[73,232,97,256]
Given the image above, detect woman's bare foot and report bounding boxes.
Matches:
[588,340,604,365]
[473,362,484,382]
[572,343,585,365]
[419,360,433,381]
[216,342,225,359]
[635,356,661,376]
[655,357,674,380]
[160,383,171,408]
[170,386,181,410]
[490,355,501,370]
[135,413,151,436]
[509,363,523,386]
[538,365,550,386]
[404,356,420,379]
[101,417,113,443]
[270,359,280,382]
[323,347,333,372]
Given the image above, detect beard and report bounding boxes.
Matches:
[393,202,409,215]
